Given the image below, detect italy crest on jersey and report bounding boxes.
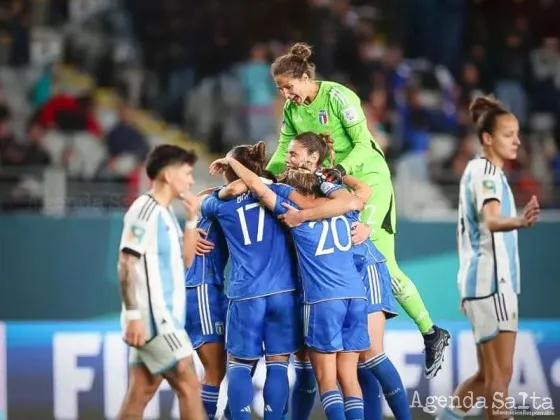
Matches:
[319,110,328,125]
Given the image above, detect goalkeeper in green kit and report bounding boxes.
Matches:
[267,42,450,378]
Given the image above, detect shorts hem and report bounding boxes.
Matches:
[227,353,262,361]
[192,336,225,350]
[341,346,370,353]
[265,346,302,357]
[305,344,342,353]
[476,329,499,344]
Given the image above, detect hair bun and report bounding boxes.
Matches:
[469,95,502,125]
[289,42,313,60]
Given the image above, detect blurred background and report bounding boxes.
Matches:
[0,0,560,419]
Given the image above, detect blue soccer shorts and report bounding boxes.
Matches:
[303,298,370,353]
[362,260,399,318]
[185,283,228,350]
[226,291,302,360]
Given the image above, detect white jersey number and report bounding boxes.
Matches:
[309,216,352,256]
[237,203,265,245]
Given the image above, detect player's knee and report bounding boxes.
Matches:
[265,354,290,363]
[499,363,513,385]
[174,359,202,398]
[127,381,159,406]
[295,348,310,362]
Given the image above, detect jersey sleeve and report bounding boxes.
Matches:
[269,182,294,199]
[266,102,296,175]
[473,162,503,212]
[320,182,344,198]
[329,86,379,174]
[272,195,299,216]
[119,198,158,257]
[201,193,220,218]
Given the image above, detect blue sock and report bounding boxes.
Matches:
[201,384,220,419]
[263,361,289,420]
[365,353,412,420]
[291,359,317,420]
[320,390,346,420]
[227,361,254,420]
[357,364,382,420]
[344,396,364,420]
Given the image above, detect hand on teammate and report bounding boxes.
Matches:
[278,203,303,227]
[314,167,343,185]
[209,157,230,176]
[124,320,146,347]
[521,195,540,227]
[351,222,371,245]
[195,229,214,255]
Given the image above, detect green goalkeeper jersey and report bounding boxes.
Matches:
[267,80,390,182]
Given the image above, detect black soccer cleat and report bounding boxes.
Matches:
[423,325,451,379]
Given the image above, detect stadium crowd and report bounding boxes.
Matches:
[0,0,559,211]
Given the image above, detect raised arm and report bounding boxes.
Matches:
[226,157,278,211]
[329,86,383,175]
[343,174,372,204]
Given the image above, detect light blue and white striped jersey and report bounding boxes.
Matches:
[119,194,186,338]
[457,158,520,299]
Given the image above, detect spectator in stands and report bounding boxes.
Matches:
[457,62,484,105]
[443,130,478,181]
[530,37,560,114]
[20,121,50,167]
[495,28,529,128]
[38,92,102,138]
[237,43,278,143]
[100,103,149,179]
[30,62,62,110]
[399,86,430,181]
[363,88,390,151]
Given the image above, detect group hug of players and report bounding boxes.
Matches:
[116,42,536,420]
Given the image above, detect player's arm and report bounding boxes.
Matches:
[330,88,382,175]
[343,174,372,204]
[183,195,205,268]
[475,171,538,232]
[266,104,297,175]
[197,186,219,197]
[218,177,273,200]
[118,205,156,313]
[225,157,278,210]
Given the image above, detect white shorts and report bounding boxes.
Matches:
[129,329,194,374]
[463,291,519,344]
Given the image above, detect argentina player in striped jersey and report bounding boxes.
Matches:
[202,142,302,420]
[184,202,229,419]
[117,145,205,420]
[211,155,372,420]
[437,96,540,420]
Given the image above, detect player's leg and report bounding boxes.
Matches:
[185,284,227,419]
[338,298,370,420]
[117,360,163,420]
[360,312,411,420]
[163,355,206,420]
[362,180,450,377]
[305,300,347,420]
[438,293,516,420]
[136,329,204,420]
[360,261,410,420]
[263,292,302,420]
[226,298,266,420]
[292,348,317,420]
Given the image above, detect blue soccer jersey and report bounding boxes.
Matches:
[201,190,297,300]
[185,216,229,287]
[271,189,366,304]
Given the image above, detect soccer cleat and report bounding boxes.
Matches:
[423,325,451,379]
